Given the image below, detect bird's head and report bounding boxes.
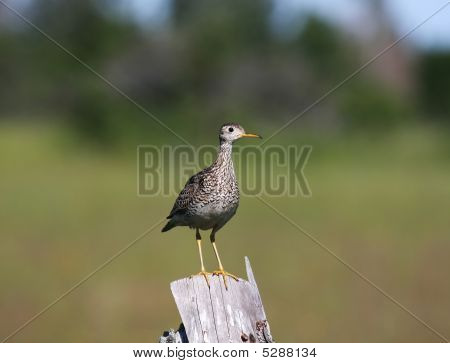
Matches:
[219,123,262,144]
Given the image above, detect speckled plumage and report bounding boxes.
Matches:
[162,124,243,241]
[162,123,261,283]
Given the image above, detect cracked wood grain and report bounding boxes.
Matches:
[168,257,273,343]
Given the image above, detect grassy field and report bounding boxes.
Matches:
[1,123,450,342]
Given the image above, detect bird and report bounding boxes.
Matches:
[162,123,261,288]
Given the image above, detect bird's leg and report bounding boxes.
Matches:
[197,230,206,273]
[194,228,210,286]
[210,233,239,289]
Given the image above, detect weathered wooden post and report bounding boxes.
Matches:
[159,257,273,343]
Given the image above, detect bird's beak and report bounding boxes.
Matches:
[240,133,262,139]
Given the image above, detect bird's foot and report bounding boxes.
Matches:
[190,270,211,287]
[212,269,239,290]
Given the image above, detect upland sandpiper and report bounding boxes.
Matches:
[162,123,261,288]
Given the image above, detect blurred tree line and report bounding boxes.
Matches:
[0,0,449,144]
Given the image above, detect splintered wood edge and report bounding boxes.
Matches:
[169,257,272,343]
[245,256,256,286]
[245,256,267,320]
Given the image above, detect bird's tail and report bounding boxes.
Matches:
[161,219,176,232]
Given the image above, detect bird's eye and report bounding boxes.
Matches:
[228,127,234,132]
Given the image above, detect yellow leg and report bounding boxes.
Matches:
[211,241,239,289]
[197,238,206,272]
[193,231,210,286]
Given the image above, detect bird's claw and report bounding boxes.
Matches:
[190,270,211,287]
[212,269,239,290]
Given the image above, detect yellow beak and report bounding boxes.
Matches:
[240,133,262,139]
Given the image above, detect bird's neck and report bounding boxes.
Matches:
[214,141,234,171]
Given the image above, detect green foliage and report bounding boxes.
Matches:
[0,0,448,143]
[295,16,355,79]
[29,0,139,65]
[419,52,450,120]
[339,81,411,130]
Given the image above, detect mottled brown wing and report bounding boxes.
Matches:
[167,172,203,218]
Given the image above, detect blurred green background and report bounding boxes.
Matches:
[1,0,450,342]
